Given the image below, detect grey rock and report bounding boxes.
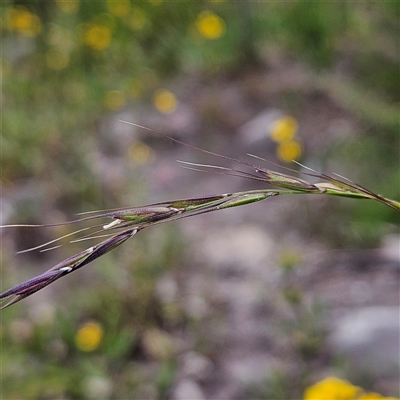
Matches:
[180,351,213,380]
[173,378,206,400]
[329,306,400,377]
[225,353,273,386]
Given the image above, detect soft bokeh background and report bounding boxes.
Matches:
[1,1,399,399]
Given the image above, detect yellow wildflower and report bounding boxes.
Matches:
[83,24,111,51]
[304,377,360,400]
[7,6,41,37]
[55,0,79,14]
[196,11,225,40]
[75,321,103,352]
[107,0,131,16]
[153,89,178,114]
[276,140,302,163]
[271,116,298,142]
[104,90,126,110]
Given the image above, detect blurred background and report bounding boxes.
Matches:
[1,1,399,399]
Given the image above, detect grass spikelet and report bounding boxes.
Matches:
[1,229,137,310]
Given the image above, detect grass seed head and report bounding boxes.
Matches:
[257,169,320,192]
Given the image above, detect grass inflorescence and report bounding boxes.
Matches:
[1,123,399,310]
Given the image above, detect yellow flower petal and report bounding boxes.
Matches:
[75,321,103,352]
[276,140,302,163]
[304,377,360,400]
[271,116,298,142]
[196,11,225,40]
[153,89,178,114]
[7,6,42,37]
[83,24,111,51]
